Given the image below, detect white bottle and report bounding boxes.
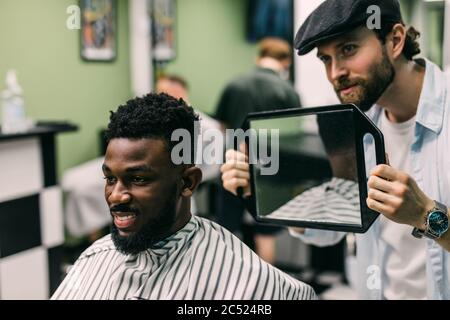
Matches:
[1,70,28,134]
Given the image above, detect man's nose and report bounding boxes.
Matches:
[108,181,131,205]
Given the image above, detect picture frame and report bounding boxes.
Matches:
[151,0,177,62]
[80,0,117,62]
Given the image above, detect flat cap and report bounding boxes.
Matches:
[294,0,403,55]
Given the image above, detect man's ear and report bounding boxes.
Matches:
[388,23,407,60]
[180,166,202,197]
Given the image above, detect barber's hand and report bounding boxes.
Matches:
[367,164,434,229]
[221,143,251,197]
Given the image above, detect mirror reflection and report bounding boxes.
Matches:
[251,110,362,226]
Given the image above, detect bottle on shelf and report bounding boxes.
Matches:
[1,70,30,134]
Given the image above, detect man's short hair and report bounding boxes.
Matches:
[105,93,199,162]
[258,37,292,61]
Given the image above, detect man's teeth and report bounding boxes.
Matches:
[116,214,136,221]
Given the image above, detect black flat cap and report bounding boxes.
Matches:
[294,0,403,55]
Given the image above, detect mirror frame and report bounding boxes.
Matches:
[244,104,385,233]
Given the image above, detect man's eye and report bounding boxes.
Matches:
[103,176,116,185]
[342,44,357,55]
[132,176,148,184]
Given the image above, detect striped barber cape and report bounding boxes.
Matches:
[268,178,360,225]
[52,215,316,300]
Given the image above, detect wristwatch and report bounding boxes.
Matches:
[412,201,449,239]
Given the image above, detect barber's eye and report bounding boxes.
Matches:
[319,55,330,64]
[342,44,357,55]
[103,176,116,185]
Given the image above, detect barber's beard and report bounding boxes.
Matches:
[111,186,178,255]
[335,47,395,112]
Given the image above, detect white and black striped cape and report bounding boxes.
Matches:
[52,215,316,300]
[268,178,361,225]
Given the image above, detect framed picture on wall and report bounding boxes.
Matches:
[151,0,176,62]
[80,0,117,61]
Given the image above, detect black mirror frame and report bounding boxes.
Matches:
[244,104,385,233]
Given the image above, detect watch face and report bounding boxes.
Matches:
[428,210,449,236]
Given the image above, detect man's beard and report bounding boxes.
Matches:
[335,46,395,111]
[111,186,178,255]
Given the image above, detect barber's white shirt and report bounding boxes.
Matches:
[379,110,427,300]
[292,60,450,299]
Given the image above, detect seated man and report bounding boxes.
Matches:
[52,93,316,300]
[62,74,221,238]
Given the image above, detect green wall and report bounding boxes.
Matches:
[0,0,131,178]
[165,0,258,115]
[0,0,257,178]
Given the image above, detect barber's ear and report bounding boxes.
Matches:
[180,166,202,197]
[389,23,407,60]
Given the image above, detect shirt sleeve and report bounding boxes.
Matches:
[214,83,253,129]
[288,89,302,109]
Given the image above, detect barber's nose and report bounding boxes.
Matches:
[329,60,349,83]
[108,181,131,205]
